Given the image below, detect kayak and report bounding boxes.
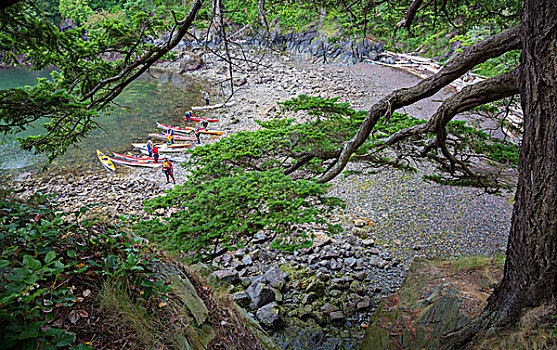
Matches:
[183,116,220,122]
[148,133,196,141]
[156,122,224,136]
[109,156,162,168]
[191,101,236,111]
[132,142,191,149]
[132,143,188,153]
[180,127,224,136]
[156,122,193,134]
[113,152,188,163]
[139,149,188,160]
[97,149,116,172]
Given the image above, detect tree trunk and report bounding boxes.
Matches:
[258,0,269,34]
[396,0,424,31]
[442,1,557,347]
[486,0,557,321]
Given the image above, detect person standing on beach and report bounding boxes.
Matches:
[146,140,154,157]
[152,143,159,163]
[162,158,176,184]
[165,128,175,145]
[205,92,210,106]
[194,126,201,144]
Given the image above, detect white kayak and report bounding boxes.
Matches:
[132,143,190,153]
[191,101,236,111]
[109,156,162,168]
[113,152,188,163]
[148,133,196,141]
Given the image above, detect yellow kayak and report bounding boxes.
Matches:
[97,149,116,171]
[184,127,224,136]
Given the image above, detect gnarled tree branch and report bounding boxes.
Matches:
[396,0,424,31]
[317,24,521,183]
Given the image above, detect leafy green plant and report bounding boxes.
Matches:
[0,191,170,348]
[0,192,78,349]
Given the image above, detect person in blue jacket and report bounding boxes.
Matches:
[146,140,154,157]
[165,128,175,145]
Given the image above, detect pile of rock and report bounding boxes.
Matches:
[213,264,288,330]
[206,215,407,334]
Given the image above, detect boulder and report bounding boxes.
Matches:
[213,269,240,285]
[369,257,388,269]
[329,311,345,323]
[357,297,371,310]
[231,259,247,271]
[353,272,366,281]
[178,51,204,72]
[256,302,283,329]
[261,265,288,290]
[241,254,253,266]
[301,292,318,305]
[234,77,248,86]
[345,257,357,268]
[305,280,325,296]
[362,239,375,247]
[321,249,341,260]
[249,282,279,308]
[349,280,364,294]
[329,259,342,271]
[232,291,251,308]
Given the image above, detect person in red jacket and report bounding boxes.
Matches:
[194,126,201,144]
[162,158,175,184]
[152,143,159,163]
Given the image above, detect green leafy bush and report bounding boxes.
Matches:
[0,192,169,349]
[139,170,342,261]
[447,120,519,166]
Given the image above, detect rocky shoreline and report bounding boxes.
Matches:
[6,47,515,348]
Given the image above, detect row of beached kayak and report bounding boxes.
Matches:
[97,117,223,171]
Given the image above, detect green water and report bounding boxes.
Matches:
[0,68,204,171]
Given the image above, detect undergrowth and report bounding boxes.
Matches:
[0,191,171,349]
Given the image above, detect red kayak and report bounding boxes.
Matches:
[113,152,188,163]
[113,152,154,162]
[184,116,220,122]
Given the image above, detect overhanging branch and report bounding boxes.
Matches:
[317,24,521,183]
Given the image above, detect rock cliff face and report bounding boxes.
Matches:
[360,257,504,350]
[121,259,281,350]
[168,27,390,66]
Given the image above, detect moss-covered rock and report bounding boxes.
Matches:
[361,257,504,350]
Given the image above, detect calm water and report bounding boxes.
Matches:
[0,68,204,171]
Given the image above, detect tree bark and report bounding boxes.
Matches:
[443,1,557,347]
[384,69,519,148]
[258,0,269,34]
[487,0,557,322]
[396,0,424,31]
